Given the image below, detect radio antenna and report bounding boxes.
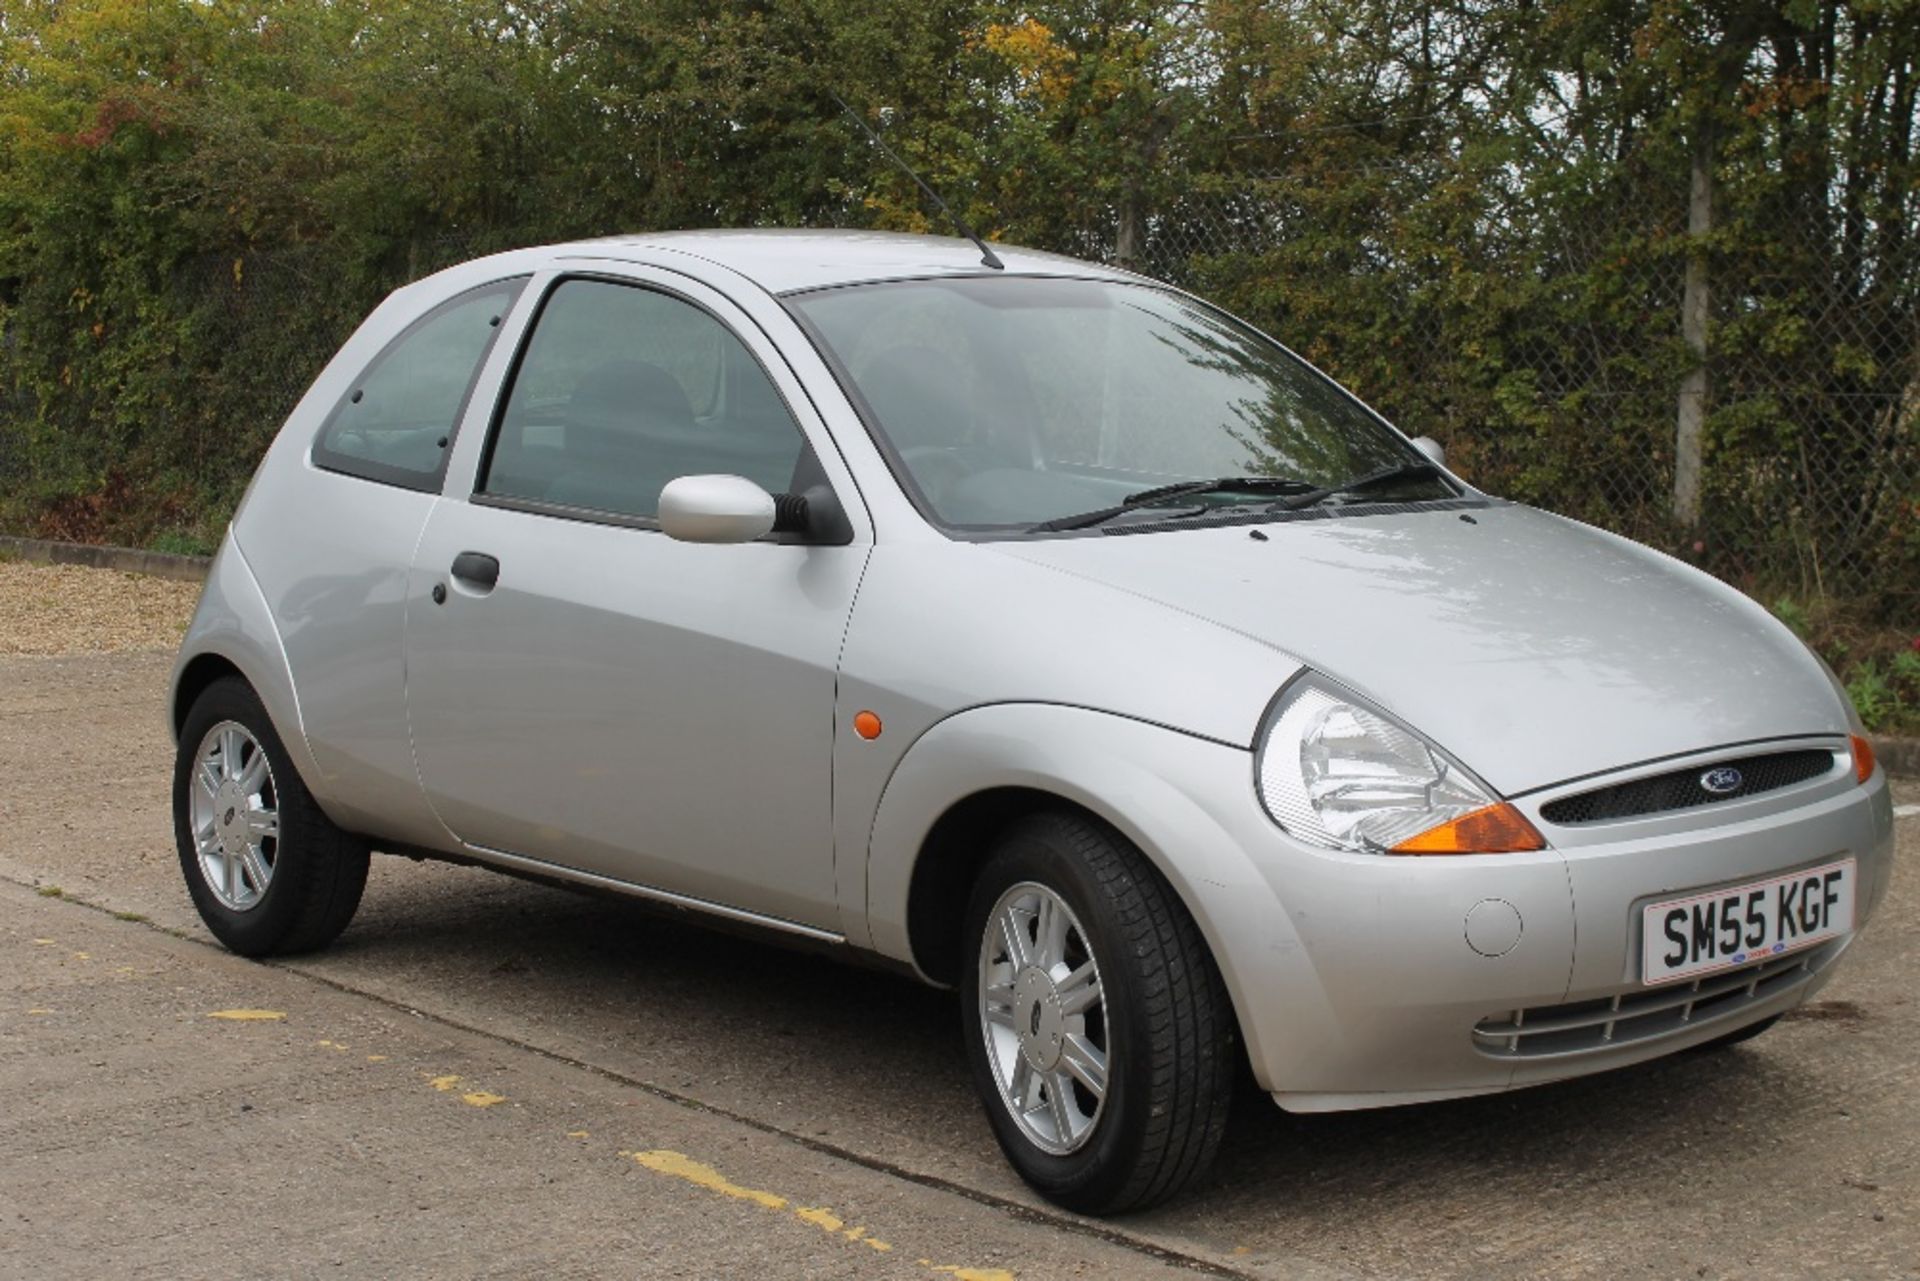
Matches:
[830,92,1004,271]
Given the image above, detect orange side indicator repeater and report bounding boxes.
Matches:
[1850,734,1876,784]
[852,710,883,741]
[1391,802,1546,855]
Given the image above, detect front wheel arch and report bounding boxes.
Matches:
[865,703,1303,1092]
[908,786,1113,987]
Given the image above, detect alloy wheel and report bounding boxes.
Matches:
[977,881,1110,1155]
[188,720,280,911]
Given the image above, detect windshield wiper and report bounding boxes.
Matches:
[1028,475,1315,533]
[1266,459,1445,513]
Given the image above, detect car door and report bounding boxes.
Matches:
[242,273,529,847]
[403,268,869,933]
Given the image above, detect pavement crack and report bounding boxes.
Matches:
[269,958,1258,1280]
[3,873,1258,1281]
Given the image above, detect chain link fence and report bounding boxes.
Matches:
[2,175,1914,619]
[1132,169,1919,616]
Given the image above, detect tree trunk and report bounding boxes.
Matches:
[1673,126,1713,529]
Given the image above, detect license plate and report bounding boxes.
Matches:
[1641,859,1855,986]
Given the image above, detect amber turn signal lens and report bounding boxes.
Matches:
[852,710,883,741]
[1850,734,1876,784]
[1390,802,1546,855]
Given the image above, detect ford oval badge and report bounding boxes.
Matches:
[1699,766,1744,795]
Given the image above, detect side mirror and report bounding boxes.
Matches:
[1411,436,1446,468]
[658,475,776,544]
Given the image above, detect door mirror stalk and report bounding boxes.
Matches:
[772,484,854,545]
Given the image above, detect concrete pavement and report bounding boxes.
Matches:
[2,877,1213,1281]
[2,649,1916,1279]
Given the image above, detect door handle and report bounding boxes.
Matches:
[450,551,500,592]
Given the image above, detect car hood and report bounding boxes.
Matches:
[992,503,1846,795]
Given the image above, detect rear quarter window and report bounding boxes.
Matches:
[311,278,526,491]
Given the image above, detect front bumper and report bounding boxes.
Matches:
[1164,735,1896,1111]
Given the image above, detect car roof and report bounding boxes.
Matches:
[543,229,1139,295]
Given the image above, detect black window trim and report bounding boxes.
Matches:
[470,488,665,533]
[469,270,837,541]
[310,274,531,493]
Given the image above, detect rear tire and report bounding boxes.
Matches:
[173,676,369,956]
[960,811,1234,1215]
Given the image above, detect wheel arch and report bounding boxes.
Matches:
[168,535,326,799]
[172,652,247,739]
[905,785,1111,987]
[867,703,1298,1083]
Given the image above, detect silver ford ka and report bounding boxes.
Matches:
[168,230,1896,1214]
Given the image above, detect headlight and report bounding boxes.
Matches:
[1255,673,1545,855]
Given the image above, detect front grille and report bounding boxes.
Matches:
[1472,943,1838,1059]
[1539,748,1837,825]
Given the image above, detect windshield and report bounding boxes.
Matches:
[787,276,1454,532]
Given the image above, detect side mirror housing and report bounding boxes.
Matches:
[1411,436,1446,468]
[658,475,777,544]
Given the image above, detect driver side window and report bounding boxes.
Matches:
[481,278,806,521]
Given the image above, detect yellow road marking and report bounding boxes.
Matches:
[26,1008,53,1015]
[626,1151,1031,1267]
[629,1150,787,1211]
[924,1268,1016,1281]
[420,1073,503,1106]
[566,1130,589,1139]
[366,1055,388,1063]
[31,938,54,945]
[794,1206,844,1232]
[207,1009,286,1021]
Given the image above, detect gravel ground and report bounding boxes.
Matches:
[0,560,199,655]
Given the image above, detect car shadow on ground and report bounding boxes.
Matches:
[317,860,1836,1233]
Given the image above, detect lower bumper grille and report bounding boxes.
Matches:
[1473,942,1840,1059]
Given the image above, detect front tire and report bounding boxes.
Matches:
[960,811,1234,1215]
[173,676,369,956]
